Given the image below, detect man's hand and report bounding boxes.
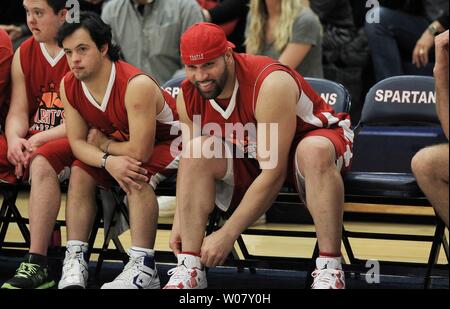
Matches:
[7,138,32,167]
[104,155,149,195]
[412,29,435,68]
[0,24,23,40]
[200,229,235,267]
[27,132,45,153]
[87,128,110,151]
[433,30,449,78]
[14,163,25,179]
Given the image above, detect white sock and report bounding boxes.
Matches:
[130,246,155,257]
[316,256,342,270]
[67,240,88,252]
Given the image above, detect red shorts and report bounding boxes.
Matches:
[0,133,75,184]
[73,140,179,189]
[217,127,353,213]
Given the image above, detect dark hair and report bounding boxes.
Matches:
[46,0,67,14]
[56,11,121,62]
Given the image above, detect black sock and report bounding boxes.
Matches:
[25,253,48,267]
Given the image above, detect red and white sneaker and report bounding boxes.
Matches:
[311,257,346,289]
[163,254,207,289]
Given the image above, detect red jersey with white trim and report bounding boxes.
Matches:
[20,37,70,131]
[63,60,179,143]
[182,53,353,205]
[182,52,352,157]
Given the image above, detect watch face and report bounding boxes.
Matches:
[429,25,438,35]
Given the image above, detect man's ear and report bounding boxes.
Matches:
[224,49,233,64]
[59,8,68,21]
[100,44,109,57]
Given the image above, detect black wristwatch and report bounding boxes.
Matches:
[100,153,110,169]
[428,24,439,36]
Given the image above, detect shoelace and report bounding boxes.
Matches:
[166,265,194,286]
[16,263,39,278]
[62,251,86,277]
[311,268,342,289]
[115,254,143,282]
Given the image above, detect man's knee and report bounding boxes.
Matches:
[180,136,227,179]
[68,166,96,192]
[297,138,336,176]
[412,145,448,181]
[411,149,428,178]
[30,155,56,179]
[128,180,154,198]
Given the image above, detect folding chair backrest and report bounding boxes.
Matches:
[361,75,439,126]
[162,75,185,99]
[305,77,351,113]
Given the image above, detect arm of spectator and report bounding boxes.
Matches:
[279,8,320,69]
[205,0,249,24]
[0,25,22,41]
[412,20,446,69]
[279,42,312,70]
[200,71,297,267]
[433,30,449,140]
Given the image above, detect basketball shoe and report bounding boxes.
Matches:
[311,257,345,289]
[101,249,160,289]
[163,253,207,289]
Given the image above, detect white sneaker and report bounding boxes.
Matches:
[311,257,345,289]
[163,254,207,289]
[58,244,89,289]
[158,196,176,218]
[101,250,160,289]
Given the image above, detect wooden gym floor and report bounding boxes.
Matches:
[1,191,448,265]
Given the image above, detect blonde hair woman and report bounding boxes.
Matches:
[245,0,323,78]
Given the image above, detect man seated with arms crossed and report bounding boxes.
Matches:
[164,22,353,289]
[1,0,71,289]
[57,12,180,289]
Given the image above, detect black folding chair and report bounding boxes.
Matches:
[342,75,448,288]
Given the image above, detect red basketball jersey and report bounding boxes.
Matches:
[20,37,70,131]
[64,61,179,142]
[183,52,351,141]
[182,53,353,192]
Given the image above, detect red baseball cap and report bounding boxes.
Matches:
[180,22,235,65]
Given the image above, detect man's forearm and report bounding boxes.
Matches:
[220,170,286,239]
[32,123,66,144]
[5,112,29,142]
[71,138,107,168]
[106,139,153,163]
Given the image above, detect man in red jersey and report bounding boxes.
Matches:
[0,28,13,129]
[164,23,353,290]
[0,0,71,290]
[57,12,180,289]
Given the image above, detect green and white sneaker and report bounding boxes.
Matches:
[1,253,55,289]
